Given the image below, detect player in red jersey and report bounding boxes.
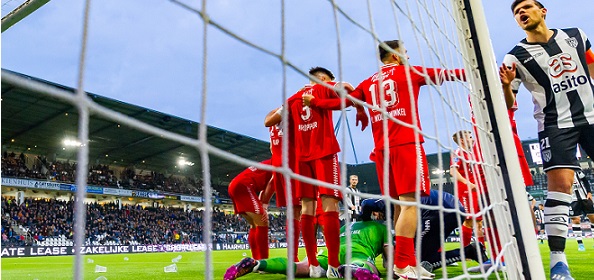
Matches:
[228,159,275,260]
[450,130,485,248]
[307,40,464,279]
[265,67,368,278]
[288,67,347,278]
[264,113,302,261]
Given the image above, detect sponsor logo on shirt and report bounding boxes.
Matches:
[548,53,578,78]
[548,53,589,93]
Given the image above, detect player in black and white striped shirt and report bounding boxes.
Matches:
[499,1,594,279]
[569,169,594,251]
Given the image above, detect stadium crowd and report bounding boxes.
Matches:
[1,151,211,197]
[0,196,288,248]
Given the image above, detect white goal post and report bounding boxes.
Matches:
[452,0,545,279]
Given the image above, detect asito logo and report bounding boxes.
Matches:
[548,53,577,78]
[548,53,589,93]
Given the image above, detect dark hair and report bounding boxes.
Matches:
[309,67,335,81]
[378,40,402,62]
[511,0,545,12]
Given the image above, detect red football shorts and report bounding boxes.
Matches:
[271,156,300,208]
[374,144,431,197]
[513,132,535,186]
[296,154,342,200]
[457,185,482,221]
[228,182,264,215]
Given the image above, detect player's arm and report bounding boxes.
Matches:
[304,83,360,109]
[499,62,518,109]
[259,176,275,206]
[382,245,391,269]
[500,54,523,109]
[422,67,466,85]
[305,86,369,130]
[449,164,476,190]
[264,106,282,127]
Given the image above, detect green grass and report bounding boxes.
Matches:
[2,241,593,279]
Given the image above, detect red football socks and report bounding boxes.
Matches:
[255,226,269,259]
[461,225,473,247]
[248,227,259,260]
[394,236,417,268]
[300,214,319,266]
[320,211,340,267]
[287,219,300,261]
[485,227,504,262]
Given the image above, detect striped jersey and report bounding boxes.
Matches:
[571,170,592,201]
[535,208,544,223]
[503,28,594,132]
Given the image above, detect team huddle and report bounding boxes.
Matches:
[224,1,594,279]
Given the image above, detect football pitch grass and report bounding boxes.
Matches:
[2,241,593,279]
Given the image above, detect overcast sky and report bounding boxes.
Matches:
[2,0,592,164]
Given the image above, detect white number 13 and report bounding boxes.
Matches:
[369,79,398,108]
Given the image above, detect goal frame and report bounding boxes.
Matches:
[451,0,546,279]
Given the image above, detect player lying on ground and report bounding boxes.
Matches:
[224,193,487,279]
[224,198,390,280]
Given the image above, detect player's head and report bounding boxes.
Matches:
[452,130,474,149]
[538,203,544,209]
[349,175,359,187]
[510,0,547,31]
[378,40,408,65]
[360,198,392,221]
[309,67,335,84]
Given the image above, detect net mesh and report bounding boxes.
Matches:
[1,0,544,279]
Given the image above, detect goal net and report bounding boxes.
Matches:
[1,0,545,279]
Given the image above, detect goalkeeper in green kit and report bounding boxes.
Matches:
[224,198,390,280]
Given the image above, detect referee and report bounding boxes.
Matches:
[346,175,361,222]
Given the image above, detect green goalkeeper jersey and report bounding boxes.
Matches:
[339,221,388,263]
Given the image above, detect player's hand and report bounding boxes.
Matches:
[499,63,516,87]
[588,192,592,201]
[469,183,477,191]
[336,82,355,93]
[356,108,369,131]
[303,93,314,107]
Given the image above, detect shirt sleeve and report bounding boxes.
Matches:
[450,152,461,168]
[309,85,363,109]
[415,67,466,85]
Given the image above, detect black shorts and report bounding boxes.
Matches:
[538,124,594,172]
[569,199,594,217]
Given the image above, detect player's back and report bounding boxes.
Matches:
[288,83,340,161]
[339,221,387,259]
[356,64,441,148]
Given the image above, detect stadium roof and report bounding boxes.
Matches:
[1,69,272,184]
